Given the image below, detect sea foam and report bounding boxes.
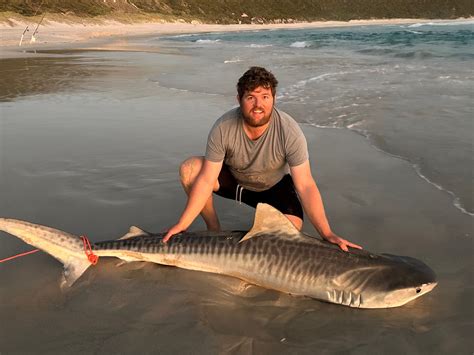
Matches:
[195,39,221,44]
[247,44,273,48]
[408,20,474,28]
[290,41,310,48]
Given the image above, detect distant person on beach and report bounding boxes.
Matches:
[164,66,362,251]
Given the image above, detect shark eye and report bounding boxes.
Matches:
[416,288,421,294]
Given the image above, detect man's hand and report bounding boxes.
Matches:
[322,232,362,252]
[163,223,186,243]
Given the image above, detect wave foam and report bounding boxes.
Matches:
[247,44,273,48]
[195,39,221,44]
[290,41,310,48]
[405,30,423,34]
[278,71,352,100]
[408,20,474,28]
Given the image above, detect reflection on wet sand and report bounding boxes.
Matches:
[0,54,119,102]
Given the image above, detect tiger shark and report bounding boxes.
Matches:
[0,203,437,308]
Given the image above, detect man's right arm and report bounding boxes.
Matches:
[163,159,223,242]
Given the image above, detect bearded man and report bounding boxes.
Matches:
[164,66,361,251]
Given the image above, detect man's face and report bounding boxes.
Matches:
[239,86,275,128]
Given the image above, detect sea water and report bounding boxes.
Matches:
[159,20,474,215]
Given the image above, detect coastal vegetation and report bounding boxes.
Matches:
[1,0,472,23]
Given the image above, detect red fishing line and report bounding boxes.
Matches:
[0,249,40,263]
[81,235,99,265]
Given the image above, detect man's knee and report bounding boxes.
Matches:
[179,156,204,188]
[285,214,303,231]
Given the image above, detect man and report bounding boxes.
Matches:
[164,67,361,252]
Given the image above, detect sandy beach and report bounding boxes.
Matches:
[0,16,472,354]
[1,15,466,52]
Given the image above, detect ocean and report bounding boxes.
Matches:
[0,20,472,354]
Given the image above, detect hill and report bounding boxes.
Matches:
[1,0,472,23]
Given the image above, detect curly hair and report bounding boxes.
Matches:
[237,67,278,99]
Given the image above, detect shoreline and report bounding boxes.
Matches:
[341,125,474,218]
[1,14,472,51]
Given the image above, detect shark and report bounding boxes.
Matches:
[0,203,437,308]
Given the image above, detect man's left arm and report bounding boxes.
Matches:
[290,161,362,252]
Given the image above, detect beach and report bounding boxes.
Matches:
[0,17,473,353]
[1,16,463,50]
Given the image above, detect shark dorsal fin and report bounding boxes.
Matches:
[240,203,302,242]
[118,226,152,240]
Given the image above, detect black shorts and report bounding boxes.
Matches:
[214,165,304,220]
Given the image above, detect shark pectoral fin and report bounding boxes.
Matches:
[60,257,93,289]
[240,203,302,243]
[118,226,152,240]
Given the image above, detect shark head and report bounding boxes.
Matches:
[244,204,438,309]
[380,281,438,307]
[358,254,438,308]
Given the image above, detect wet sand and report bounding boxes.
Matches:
[0,25,472,354]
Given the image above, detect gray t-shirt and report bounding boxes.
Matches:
[205,107,308,192]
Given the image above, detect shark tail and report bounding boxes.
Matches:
[0,218,96,288]
[61,252,94,289]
